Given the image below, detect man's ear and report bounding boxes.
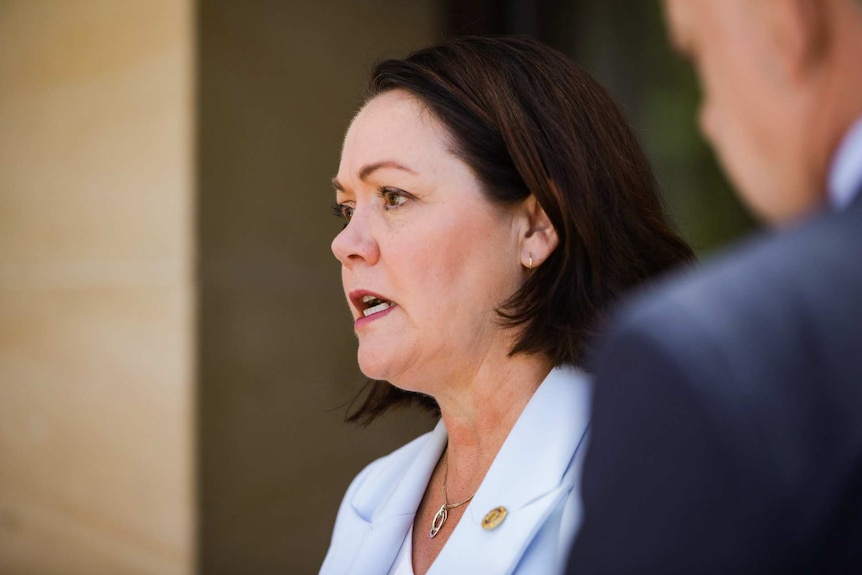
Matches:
[765,0,829,81]
[520,194,559,270]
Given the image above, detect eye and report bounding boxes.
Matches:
[330,201,354,222]
[379,187,409,210]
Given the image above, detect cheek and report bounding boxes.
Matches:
[396,229,464,290]
[341,265,349,299]
[697,63,731,144]
[398,215,515,310]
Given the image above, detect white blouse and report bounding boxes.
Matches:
[388,524,414,575]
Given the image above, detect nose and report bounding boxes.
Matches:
[697,99,715,143]
[331,210,380,268]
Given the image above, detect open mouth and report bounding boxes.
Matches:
[360,295,393,317]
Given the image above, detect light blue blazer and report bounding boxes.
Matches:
[320,366,592,575]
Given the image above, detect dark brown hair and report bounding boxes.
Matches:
[346,36,694,424]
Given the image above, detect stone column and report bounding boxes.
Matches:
[0,1,195,573]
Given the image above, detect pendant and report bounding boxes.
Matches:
[429,504,448,538]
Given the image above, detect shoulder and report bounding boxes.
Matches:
[320,426,442,572]
[609,204,862,357]
[586,203,862,448]
[345,427,440,520]
[587,202,862,483]
[572,204,862,574]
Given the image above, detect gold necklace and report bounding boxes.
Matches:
[429,449,475,538]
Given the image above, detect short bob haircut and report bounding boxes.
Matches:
[346,36,694,425]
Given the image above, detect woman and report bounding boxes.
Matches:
[321,36,694,575]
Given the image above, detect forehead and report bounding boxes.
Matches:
[341,90,453,166]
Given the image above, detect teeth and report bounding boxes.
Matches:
[363,302,391,317]
[361,295,376,304]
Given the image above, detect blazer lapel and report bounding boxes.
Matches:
[346,422,448,575]
[428,366,592,575]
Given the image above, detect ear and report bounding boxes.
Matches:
[519,195,559,270]
[764,0,829,81]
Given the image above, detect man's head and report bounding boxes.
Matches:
[664,0,862,224]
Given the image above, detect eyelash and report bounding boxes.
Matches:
[378,187,409,209]
[330,187,410,224]
[330,202,352,222]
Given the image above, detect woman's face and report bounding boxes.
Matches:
[331,89,526,392]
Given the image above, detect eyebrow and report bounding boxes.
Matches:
[331,161,418,191]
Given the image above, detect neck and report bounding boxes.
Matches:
[434,351,552,500]
[805,1,862,197]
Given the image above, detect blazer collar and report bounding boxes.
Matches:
[827,115,862,211]
[429,365,592,574]
[347,366,592,575]
[346,423,448,575]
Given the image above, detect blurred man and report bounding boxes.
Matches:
[566,1,862,573]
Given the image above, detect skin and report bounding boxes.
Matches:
[331,89,558,574]
[664,0,862,224]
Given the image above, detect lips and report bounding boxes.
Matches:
[349,290,396,319]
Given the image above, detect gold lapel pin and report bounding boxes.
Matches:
[481,506,508,530]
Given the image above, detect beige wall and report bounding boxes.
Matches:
[0,0,441,572]
[0,1,195,574]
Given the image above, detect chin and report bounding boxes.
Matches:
[737,175,809,226]
[357,349,395,382]
[357,352,423,392]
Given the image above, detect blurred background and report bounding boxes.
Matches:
[0,0,755,573]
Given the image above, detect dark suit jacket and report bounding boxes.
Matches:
[567,193,862,574]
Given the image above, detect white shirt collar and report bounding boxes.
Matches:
[827,115,862,210]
